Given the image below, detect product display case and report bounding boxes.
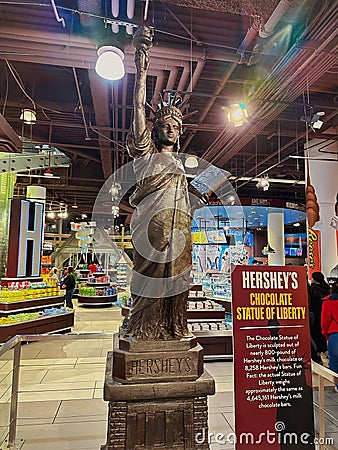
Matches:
[77,270,117,306]
[187,279,233,359]
[76,268,90,283]
[115,261,129,290]
[0,275,74,343]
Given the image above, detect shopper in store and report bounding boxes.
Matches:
[321,278,338,392]
[124,26,206,340]
[59,267,68,289]
[62,266,76,309]
[49,267,59,286]
[309,271,331,363]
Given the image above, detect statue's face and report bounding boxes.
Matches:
[157,118,181,147]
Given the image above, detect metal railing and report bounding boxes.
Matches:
[312,361,338,450]
[0,335,337,450]
[0,332,116,449]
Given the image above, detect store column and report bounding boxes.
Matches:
[306,139,338,277]
[267,212,285,266]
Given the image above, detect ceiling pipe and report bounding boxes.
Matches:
[120,76,129,166]
[144,0,150,21]
[0,28,268,68]
[259,0,296,38]
[72,67,90,141]
[180,17,263,154]
[233,176,305,185]
[185,60,206,95]
[203,6,338,166]
[111,82,119,147]
[211,45,337,167]
[50,0,66,28]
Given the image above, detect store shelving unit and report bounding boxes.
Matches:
[0,276,74,343]
[0,311,74,343]
[77,271,117,306]
[116,262,129,290]
[0,296,64,316]
[76,268,90,283]
[187,280,233,359]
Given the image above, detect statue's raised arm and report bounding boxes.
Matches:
[127,26,153,155]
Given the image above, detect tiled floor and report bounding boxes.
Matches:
[0,299,337,449]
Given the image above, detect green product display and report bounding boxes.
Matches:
[0,172,16,278]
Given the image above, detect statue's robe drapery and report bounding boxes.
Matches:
[125,128,193,339]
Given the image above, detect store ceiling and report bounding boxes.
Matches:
[0,0,337,220]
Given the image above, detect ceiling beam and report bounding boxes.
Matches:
[88,70,113,180]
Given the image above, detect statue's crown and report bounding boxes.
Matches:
[154,104,183,124]
[147,92,197,125]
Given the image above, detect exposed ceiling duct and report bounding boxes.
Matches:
[0,113,22,153]
[160,0,280,19]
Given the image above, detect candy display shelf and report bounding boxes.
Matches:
[77,271,117,306]
[116,262,129,290]
[186,283,233,359]
[0,276,74,342]
[76,269,90,283]
[0,311,74,343]
[77,294,117,306]
[192,330,233,360]
[0,296,64,316]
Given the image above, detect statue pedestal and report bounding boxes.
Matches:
[101,336,215,449]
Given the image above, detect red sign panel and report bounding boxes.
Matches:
[232,266,314,449]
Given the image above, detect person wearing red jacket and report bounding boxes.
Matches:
[321,279,338,392]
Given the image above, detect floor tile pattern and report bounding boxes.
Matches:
[0,299,337,449]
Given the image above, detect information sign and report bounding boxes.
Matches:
[232,266,315,449]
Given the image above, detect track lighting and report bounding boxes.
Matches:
[310,111,325,130]
[226,103,248,127]
[256,175,269,191]
[301,109,325,132]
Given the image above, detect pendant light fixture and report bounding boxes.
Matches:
[20,108,37,125]
[95,45,125,81]
[184,156,199,169]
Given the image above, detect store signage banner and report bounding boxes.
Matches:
[307,228,321,278]
[6,198,44,278]
[232,266,315,449]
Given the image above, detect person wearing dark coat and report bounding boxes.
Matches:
[309,272,331,361]
[62,266,76,309]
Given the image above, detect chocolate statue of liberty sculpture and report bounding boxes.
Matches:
[125,26,205,340]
